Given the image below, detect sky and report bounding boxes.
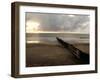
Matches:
[26,12,90,33]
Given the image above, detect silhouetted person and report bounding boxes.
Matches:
[56,37,89,64]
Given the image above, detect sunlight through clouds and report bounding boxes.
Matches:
[26,20,40,33]
[26,13,89,33]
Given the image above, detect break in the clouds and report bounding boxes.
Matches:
[26,12,90,33]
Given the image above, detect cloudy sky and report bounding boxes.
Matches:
[26,12,90,33]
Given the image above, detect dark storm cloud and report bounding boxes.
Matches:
[26,12,90,33]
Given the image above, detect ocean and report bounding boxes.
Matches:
[26,33,89,44]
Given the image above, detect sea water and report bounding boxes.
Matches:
[26,33,89,44]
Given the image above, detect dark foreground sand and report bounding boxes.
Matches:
[26,43,89,67]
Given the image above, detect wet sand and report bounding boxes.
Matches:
[26,43,89,67]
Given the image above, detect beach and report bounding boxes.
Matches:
[26,43,89,67]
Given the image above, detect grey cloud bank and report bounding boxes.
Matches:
[26,12,90,33]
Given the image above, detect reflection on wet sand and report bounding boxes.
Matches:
[26,43,89,67]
